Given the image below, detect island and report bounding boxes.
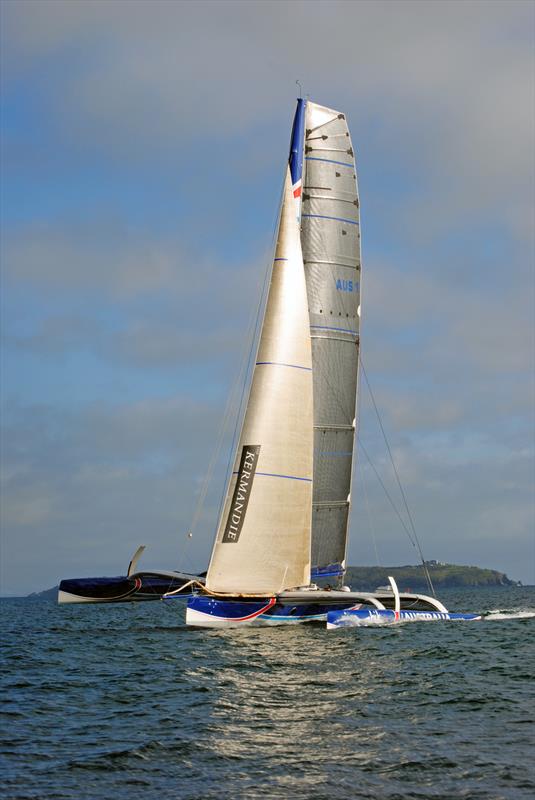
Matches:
[25,561,520,600]
[346,562,520,591]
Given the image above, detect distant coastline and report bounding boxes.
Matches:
[346,562,521,591]
[14,562,522,599]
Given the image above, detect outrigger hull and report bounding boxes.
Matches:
[327,608,482,628]
[58,571,202,604]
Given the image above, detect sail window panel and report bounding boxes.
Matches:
[304,149,354,171]
[313,428,354,504]
[311,337,359,428]
[306,116,351,140]
[303,154,359,215]
[302,230,359,269]
[315,427,355,450]
[311,504,349,571]
[305,262,360,322]
[305,146,355,163]
[306,105,347,135]
[306,136,353,151]
[332,171,358,196]
[306,104,354,142]
[314,428,354,463]
[313,453,352,504]
[304,158,357,191]
[301,216,360,267]
[333,174,359,199]
[303,196,359,227]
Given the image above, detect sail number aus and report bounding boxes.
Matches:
[222,445,261,544]
[336,279,359,292]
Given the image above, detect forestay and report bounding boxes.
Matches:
[206,168,313,595]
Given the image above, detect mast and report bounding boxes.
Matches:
[300,101,362,581]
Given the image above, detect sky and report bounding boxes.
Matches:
[1,0,534,594]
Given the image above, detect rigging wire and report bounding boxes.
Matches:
[212,172,286,537]
[179,172,286,569]
[176,138,434,596]
[358,356,436,597]
[214,247,272,533]
[359,455,381,567]
[357,438,418,549]
[178,337,250,568]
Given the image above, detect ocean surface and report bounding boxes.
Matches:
[1,586,534,800]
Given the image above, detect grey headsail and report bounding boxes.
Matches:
[300,101,362,580]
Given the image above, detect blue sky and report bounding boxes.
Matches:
[1,0,534,593]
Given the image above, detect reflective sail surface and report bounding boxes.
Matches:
[206,168,313,595]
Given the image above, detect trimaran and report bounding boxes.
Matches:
[58,98,479,628]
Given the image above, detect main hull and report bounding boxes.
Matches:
[179,583,469,628]
[185,595,359,628]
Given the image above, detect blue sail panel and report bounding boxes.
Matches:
[289,98,306,198]
[311,563,345,580]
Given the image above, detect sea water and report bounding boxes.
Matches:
[1,586,534,800]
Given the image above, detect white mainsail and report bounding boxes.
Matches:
[206,167,313,595]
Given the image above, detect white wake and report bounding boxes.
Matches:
[484,609,535,621]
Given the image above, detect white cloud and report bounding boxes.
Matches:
[1,0,533,590]
[3,1,533,229]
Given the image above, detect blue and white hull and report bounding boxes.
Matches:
[185,595,359,628]
[327,608,482,629]
[178,580,481,629]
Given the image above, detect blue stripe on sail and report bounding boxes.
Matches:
[256,361,312,371]
[310,324,358,336]
[311,563,345,579]
[257,472,312,482]
[232,471,312,483]
[302,213,359,226]
[305,156,354,168]
[273,258,288,262]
